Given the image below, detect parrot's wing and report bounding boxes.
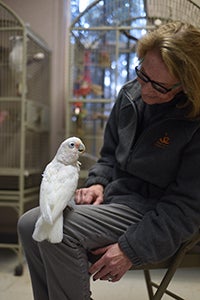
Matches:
[39,163,79,223]
[39,163,58,224]
[50,165,79,222]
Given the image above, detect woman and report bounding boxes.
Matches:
[18,21,200,300]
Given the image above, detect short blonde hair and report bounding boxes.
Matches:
[137,21,200,118]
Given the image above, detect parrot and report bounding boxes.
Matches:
[9,36,23,74]
[32,137,85,243]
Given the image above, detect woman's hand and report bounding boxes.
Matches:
[89,243,132,282]
[75,184,104,205]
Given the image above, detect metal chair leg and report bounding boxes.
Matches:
[144,268,184,300]
[141,231,200,299]
[144,270,154,300]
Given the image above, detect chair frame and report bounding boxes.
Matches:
[134,229,200,300]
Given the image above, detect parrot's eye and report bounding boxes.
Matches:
[69,142,75,149]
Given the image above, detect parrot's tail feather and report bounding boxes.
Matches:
[42,205,53,224]
[32,217,51,242]
[32,230,46,242]
[32,215,63,244]
[47,216,63,243]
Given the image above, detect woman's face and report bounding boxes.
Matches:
[137,50,182,105]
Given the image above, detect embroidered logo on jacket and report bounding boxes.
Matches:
[154,133,170,149]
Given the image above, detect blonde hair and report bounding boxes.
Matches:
[137,21,200,118]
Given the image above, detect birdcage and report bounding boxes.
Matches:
[67,0,200,169]
[0,1,51,275]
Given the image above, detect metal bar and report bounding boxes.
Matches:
[144,270,154,300]
[69,98,113,103]
[151,282,184,300]
[71,25,155,31]
[0,168,41,175]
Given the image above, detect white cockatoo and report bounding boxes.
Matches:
[32,137,85,243]
[9,36,23,74]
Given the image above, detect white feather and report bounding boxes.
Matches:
[9,37,23,73]
[32,137,85,243]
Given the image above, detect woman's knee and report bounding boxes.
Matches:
[18,207,40,241]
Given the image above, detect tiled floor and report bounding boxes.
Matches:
[0,248,200,300]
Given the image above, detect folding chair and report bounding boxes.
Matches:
[134,229,200,300]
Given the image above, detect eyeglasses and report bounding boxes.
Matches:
[135,66,181,94]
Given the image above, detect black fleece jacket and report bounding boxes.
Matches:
[85,79,200,267]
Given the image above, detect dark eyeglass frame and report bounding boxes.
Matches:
[135,66,181,94]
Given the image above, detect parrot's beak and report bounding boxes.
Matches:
[78,143,85,153]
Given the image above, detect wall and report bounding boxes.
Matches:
[194,0,200,6]
[2,0,69,157]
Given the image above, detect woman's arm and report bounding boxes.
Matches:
[119,128,200,267]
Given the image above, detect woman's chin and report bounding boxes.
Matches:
[142,96,158,105]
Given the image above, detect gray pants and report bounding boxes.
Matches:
[18,204,142,300]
